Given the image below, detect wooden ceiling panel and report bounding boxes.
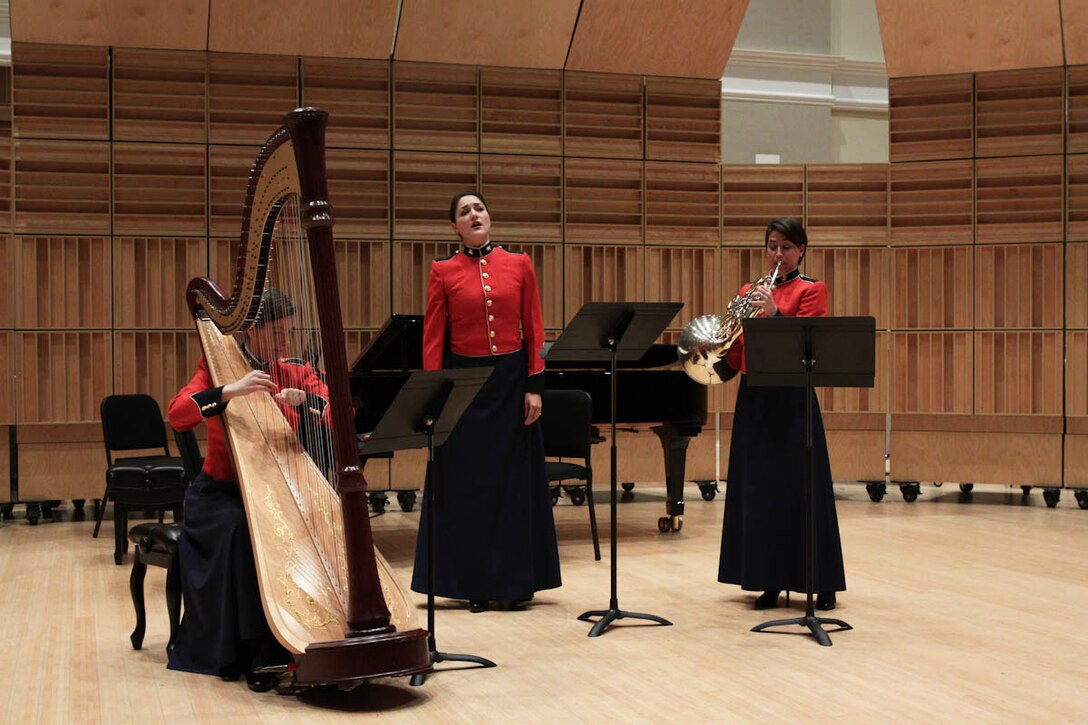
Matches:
[876,0,1063,78]
[565,0,747,79]
[10,0,208,49]
[394,0,580,69]
[208,0,398,58]
[1063,0,1088,66]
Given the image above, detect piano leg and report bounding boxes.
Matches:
[651,424,701,533]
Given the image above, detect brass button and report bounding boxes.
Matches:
[491,345,498,352]
[489,330,496,338]
[486,299,493,307]
[481,259,487,265]
[488,314,494,322]
[482,272,489,279]
[484,285,491,292]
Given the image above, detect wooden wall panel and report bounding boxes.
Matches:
[889,332,973,414]
[208,238,240,291]
[392,151,478,239]
[344,330,379,371]
[0,426,8,501]
[721,165,804,245]
[391,241,461,314]
[0,334,13,425]
[501,242,564,330]
[301,58,389,149]
[890,246,974,329]
[0,139,12,233]
[12,0,208,51]
[16,424,106,501]
[1067,154,1088,241]
[112,238,207,329]
[644,77,721,163]
[1068,66,1088,154]
[562,245,644,326]
[889,160,973,245]
[805,247,891,324]
[890,428,1061,485]
[563,158,642,244]
[805,164,889,245]
[975,331,1062,415]
[1067,243,1088,328]
[480,68,562,156]
[974,243,1063,329]
[336,241,390,329]
[13,140,110,235]
[1067,332,1088,417]
[888,74,973,162]
[16,333,112,423]
[15,236,111,329]
[1063,434,1088,486]
[644,246,719,333]
[480,155,563,242]
[564,72,642,159]
[113,331,202,411]
[722,246,774,300]
[11,43,109,140]
[975,67,1063,158]
[112,143,207,236]
[393,63,478,153]
[112,49,207,143]
[875,0,1064,78]
[208,144,260,238]
[644,161,720,246]
[0,236,11,329]
[208,53,298,145]
[975,155,1063,244]
[326,148,390,239]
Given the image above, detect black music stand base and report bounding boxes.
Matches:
[410,647,496,687]
[751,612,852,647]
[578,606,672,638]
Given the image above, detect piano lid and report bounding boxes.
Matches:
[350,314,423,373]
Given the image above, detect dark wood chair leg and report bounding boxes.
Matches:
[165,554,182,652]
[129,551,147,650]
[92,485,109,538]
[586,472,601,561]
[114,506,127,565]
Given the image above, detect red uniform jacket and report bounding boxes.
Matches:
[168,356,331,482]
[725,269,828,374]
[423,243,545,391]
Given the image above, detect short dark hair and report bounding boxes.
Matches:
[448,191,488,222]
[255,287,296,327]
[765,217,808,260]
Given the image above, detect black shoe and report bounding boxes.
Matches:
[816,591,837,611]
[497,598,532,611]
[753,590,781,610]
[468,600,488,613]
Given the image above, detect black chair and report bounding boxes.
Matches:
[127,428,202,652]
[542,389,600,561]
[95,394,187,564]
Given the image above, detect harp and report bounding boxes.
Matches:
[185,108,430,687]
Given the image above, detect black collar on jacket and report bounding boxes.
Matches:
[462,241,495,258]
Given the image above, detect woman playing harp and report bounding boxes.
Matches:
[176,107,429,690]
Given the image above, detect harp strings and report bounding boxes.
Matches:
[249,193,348,600]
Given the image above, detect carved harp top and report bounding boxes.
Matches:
[185,108,428,686]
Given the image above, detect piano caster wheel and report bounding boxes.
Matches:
[621,482,635,492]
[568,487,586,506]
[396,491,417,512]
[550,488,560,506]
[657,516,682,533]
[368,492,388,515]
[697,482,718,501]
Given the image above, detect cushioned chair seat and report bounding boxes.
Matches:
[545,461,588,482]
[127,522,183,652]
[128,521,182,553]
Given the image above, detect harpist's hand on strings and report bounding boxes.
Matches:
[222,370,277,401]
[524,392,542,426]
[275,388,306,406]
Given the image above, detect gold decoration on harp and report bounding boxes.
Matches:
[265,489,338,630]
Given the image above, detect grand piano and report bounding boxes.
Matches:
[350,315,709,531]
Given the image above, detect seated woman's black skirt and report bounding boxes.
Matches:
[167,472,289,678]
[411,349,562,601]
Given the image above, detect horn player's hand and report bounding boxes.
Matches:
[752,284,777,316]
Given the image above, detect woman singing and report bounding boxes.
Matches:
[716,217,846,611]
[167,288,329,683]
[410,191,561,613]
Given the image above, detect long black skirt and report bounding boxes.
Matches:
[718,376,846,593]
[411,349,562,601]
[167,473,289,677]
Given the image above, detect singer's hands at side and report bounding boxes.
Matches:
[524,392,542,426]
[751,284,777,316]
[222,370,304,406]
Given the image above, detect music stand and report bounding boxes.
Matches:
[741,315,875,647]
[359,367,497,684]
[547,301,682,637]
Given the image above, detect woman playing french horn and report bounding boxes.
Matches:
[715,217,846,612]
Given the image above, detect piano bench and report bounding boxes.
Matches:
[127,522,182,652]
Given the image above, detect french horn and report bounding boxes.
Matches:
[677,261,781,385]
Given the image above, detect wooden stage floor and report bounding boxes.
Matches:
[1,483,1086,723]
